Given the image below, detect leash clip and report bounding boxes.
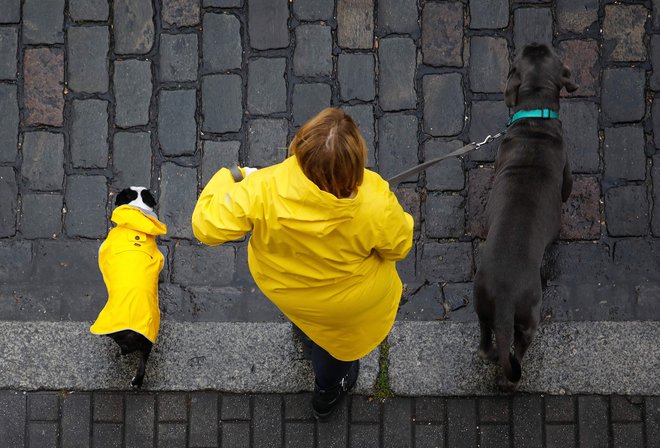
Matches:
[473,132,504,149]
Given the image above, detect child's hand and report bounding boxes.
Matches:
[243,167,258,177]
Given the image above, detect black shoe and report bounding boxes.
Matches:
[312,360,360,421]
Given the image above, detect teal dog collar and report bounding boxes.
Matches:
[507,109,559,127]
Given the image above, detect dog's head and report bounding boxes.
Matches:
[115,187,157,213]
[505,43,577,108]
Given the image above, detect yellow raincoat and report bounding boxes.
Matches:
[192,156,414,360]
[90,205,167,343]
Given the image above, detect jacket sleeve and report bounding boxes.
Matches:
[192,168,254,245]
[374,189,414,261]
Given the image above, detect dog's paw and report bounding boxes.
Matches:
[130,377,143,389]
[496,375,518,392]
[478,348,499,363]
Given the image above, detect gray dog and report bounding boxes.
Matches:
[474,43,577,388]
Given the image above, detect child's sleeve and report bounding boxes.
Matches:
[374,189,414,261]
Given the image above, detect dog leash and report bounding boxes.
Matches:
[387,132,506,186]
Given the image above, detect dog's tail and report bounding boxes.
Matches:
[494,326,522,383]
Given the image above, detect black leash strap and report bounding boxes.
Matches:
[387,132,506,186]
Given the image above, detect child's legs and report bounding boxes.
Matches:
[311,342,353,389]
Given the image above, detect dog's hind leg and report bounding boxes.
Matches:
[131,348,150,388]
[494,326,522,388]
[478,320,498,362]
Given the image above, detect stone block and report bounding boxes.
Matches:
[29,423,58,447]
[468,100,509,162]
[248,0,289,50]
[425,193,465,239]
[654,161,660,236]
[125,395,155,447]
[415,397,445,422]
[383,398,413,447]
[294,24,332,77]
[469,0,508,29]
[545,424,575,447]
[378,114,418,181]
[112,132,152,188]
[223,422,251,446]
[202,140,240,186]
[33,240,103,286]
[338,53,375,102]
[0,240,31,283]
[67,26,109,93]
[0,0,20,23]
[0,166,17,237]
[337,0,373,49]
[113,0,154,54]
[560,100,600,173]
[613,423,644,448]
[204,0,242,6]
[247,57,287,115]
[605,185,649,237]
[247,118,288,166]
[379,37,416,111]
[513,8,552,51]
[578,396,609,448]
[602,68,646,124]
[611,396,643,422]
[557,40,599,97]
[424,140,465,191]
[93,424,122,447]
[442,282,475,322]
[189,393,218,446]
[202,75,243,134]
[447,399,477,447]
[545,396,576,422]
[69,0,108,21]
[556,0,598,34]
[415,424,444,447]
[560,176,600,241]
[423,73,464,137]
[21,132,65,191]
[158,394,188,421]
[466,166,493,239]
[23,48,64,126]
[28,392,59,420]
[64,175,108,238]
[513,395,543,447]
[160,33,198,82]
[159,423,187,447]
[603,127,646,181]
[61,394,91,448]
[341,104,375,165]
[285,422,315,447]
[0,84,18,162]
[378,0,418,34]
[292,83,331,127]
[0,27,17,79]
[350,424,379,446]
[20,193,63,239]
[23,0,64,44]
[172,243,234,286]
[221,394,251,420]
[253,395,282,447]
[203,13,242,72]
[603,4,647,62]
[159,89,197,155]
[71,99,109,168]
[422,2,463,67]
[647,398,660,446]
[162,0,200,28]
[420,242,472,282]
[293,0,333,21]
[159,162,197,239]
[479,397,509,423]
[469,36,509,93]
[652,36,660,91]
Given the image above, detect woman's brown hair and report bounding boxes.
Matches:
[289,107,368,199]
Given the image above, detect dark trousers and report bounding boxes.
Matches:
[312,342,353,390]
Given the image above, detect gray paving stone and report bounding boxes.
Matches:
[415,397,445,422]
[221,394,251,420]
[249,0,289,50]
[113,0,154,54]
[285,422,314,447]
[0,27,18,79]
[351,395,381,422]
[158,423,187,447]
[294,24,332,77]
[378,0,418,34]
[94,393,123,422]
[159,89,197,155]
[157,394,188,422]
[349,424,379,448]
[378,114,418,181]
[223,421,251,446]
[67,26,109,93]
[602,68,646,124]
[71,99,109,168]
[114,59,152,127]
[172,243,234,286]
[613,423,644,448]
[560,100,600,173]
[652,36,660,91]
[159,162,197,239]
[423,73,464,137]
[28,391,59,421]
[28,422,58,448]
[469,0,508,29]
[112,132,152,189]
[204,0,242,6]
[203,13,242,72]
[611,396,643,422]
[545,424,576,448]
[21,132,65,191]
[0,238,30,280]
[603,4,647,62]
[605,185,649,237]
[415,424,444,448]
[654,161,660,236]
[646,397,660,446]
[160,38,198,81]
[253,395,282,448]
[189,393,218,447]
[469,36,509,93]
[64,175,108,239]
[0,167,15,238]
[317,398,349,446]
[337,0,373,49]
[480,424,510,448]
[341,104,375,165]
[422,2,463,67]
[603,127,646,181]
[513,395,543,448]
[292,83,331,127]
[162,0,199,28]
[655,0,660,30]
[69,0,109,21]
[513,8,552,51]
[426,193,465,238]
[442,282,476,322]
[61,393,91,448]
[93,423,122,448]
[33,239,103,287]
[478,397,509,423]
[247,57,287,115]
[202,140,240,185]
[0,0,20,23]
[23,47,64,126]
[338,53,375,102]
[447,399,477,448]
[420,242,472,282]
[283,393,310,420]
[556,0,598,34]
[20,193,63,239]
[545,396,575,422]
[247,118,289,166]
[125,395,155,448]
[293,0,334,21]
[424,140,464,192]
[468,100,509,162]
[0,391,26,445]
[383,398,412,448]
[379,37,416,111]
[0,84,17,163]
[202,74,243,134]
[578,396,609,448]
[23,0,64,44]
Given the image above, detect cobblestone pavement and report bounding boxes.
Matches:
[1,390,659,448]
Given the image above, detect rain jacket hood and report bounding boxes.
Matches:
[90,205,167,343]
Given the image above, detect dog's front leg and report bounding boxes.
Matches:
[131,349,150,388]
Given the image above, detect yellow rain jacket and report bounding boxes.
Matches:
[192,156,414,360]
[90,205,167,343]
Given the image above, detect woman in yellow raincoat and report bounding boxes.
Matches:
[192,108,413,419]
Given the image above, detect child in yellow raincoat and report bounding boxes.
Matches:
[192,108,414,419]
